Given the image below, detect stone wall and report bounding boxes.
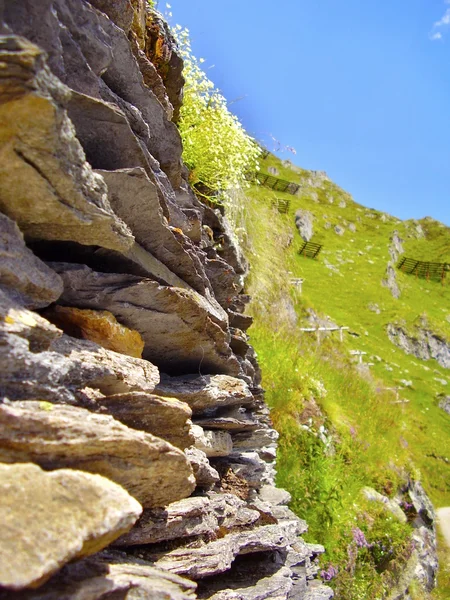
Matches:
[0,2,333,598]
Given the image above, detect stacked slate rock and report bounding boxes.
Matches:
[0,2,333,599]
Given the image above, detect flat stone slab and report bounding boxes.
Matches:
[0,212,63,309]
[0,463,141,590]
[115,497,218,547]
[198,553,293,600]
[98,168,210,295]
[0,292,160,403]
[0,37,134,252]
[185,447,220,489]
[93,392,194,450]
[194,406,260,432]
[156,374,254,414]
[192,425,233,457]
[136,521,301,579]
[43,306,145,358]
[0,551,197,600]
[49,263,241,376]
[0,401,195,508]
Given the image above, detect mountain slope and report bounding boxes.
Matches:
[240,152,450,599]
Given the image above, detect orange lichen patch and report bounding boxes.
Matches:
[44,306,145,358]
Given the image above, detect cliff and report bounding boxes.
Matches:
[0,1,333,599]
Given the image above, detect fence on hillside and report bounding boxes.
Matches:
[397,257,449,284]
[271,198,290,214]
[254,172,301,195]
[298,241,322,259]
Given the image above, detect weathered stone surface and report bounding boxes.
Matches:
[438,395,450,415]
[4,0,183,186]
[204,257,240,309]
[146,10,185,123]
[382,231,404,299]
[131,34,174,119]
[94,7,183,186]
[141,521,300,579]
[0,288,62,353]
[115,497,218,547]
[44,306,145,358]
[208,492,260,530]
[228,310,253,332]
[192,424,233,457]
[195,407,261,432]
[258,486,292,507]
[201,206,248,277]
[0,551,197,600]
[97,167,211,294]
[0,462,142,590]
[93,241,194,289]
[0,401,195,507]
[387,323,450,370]
[89,0,135,35]
[214,452,276,490]
[232,429,279,451]
[0,298,159,403]
[295,210,314,242]
[197,553,293,600]
[0,36,134,252]
[67,89,151,172]
[94,391,194,449]
[303,583,334,599]
[185,447,220,488]
[0,213,63,309]
[156,374,254,414]
[362,487,407,523]
[49,263,241,376]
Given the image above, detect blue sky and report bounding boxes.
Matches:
[163,1,450,225]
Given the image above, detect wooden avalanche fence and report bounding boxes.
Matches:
[255,172,301,195]
[271,198,290,214]
[299,241,323,259]
[397,257,450,284]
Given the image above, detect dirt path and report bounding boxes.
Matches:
[436,507,450,549]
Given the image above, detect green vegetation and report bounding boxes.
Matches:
[241,154,450,598]
[174,28,260,194]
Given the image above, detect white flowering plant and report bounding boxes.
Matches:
[173,26,261,195]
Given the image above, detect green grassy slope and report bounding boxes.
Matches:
[240,154,450,599]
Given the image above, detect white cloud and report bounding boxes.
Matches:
[430,4,450,40]
[434,8,450,27]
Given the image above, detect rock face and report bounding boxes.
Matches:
[387,324,450,370]
[382,230,404,299]
[0,1,332,599]
[295,210,314,242]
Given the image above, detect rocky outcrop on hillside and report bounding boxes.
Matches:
[0,2,332,599]
[387,323,450,370]
[295,210,314,242]
[382,231,404,299]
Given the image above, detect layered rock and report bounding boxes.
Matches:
[0,463,142,590]
[0,401,195,508]
[0,1,332,599]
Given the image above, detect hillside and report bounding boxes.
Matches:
[241,153,450,598]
